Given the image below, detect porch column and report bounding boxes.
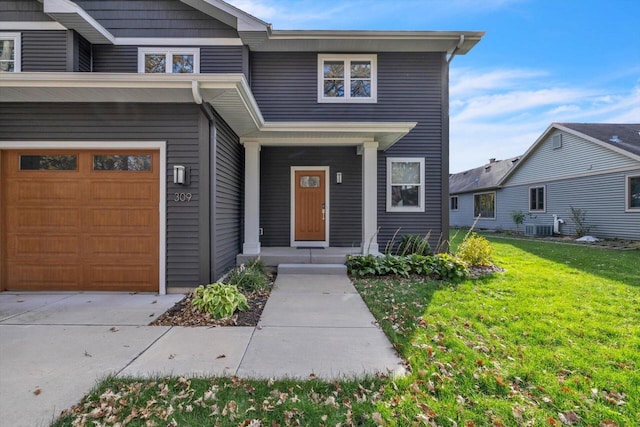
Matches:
[362,140,379,254]
[243,141,261,255]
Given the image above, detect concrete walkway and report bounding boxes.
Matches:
[0,271,404,427]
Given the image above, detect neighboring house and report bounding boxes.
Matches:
[0,0,483,293]
[450,123,640,240]
[449,156,521,229]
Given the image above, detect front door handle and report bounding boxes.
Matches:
[321,202,326,221]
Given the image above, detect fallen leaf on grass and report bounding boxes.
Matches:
[600,420,618,427]
[558,411,580,425]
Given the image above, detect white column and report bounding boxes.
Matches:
[362,140,379,254]
[243,141,261,255]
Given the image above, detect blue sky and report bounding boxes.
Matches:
[228,0,640,173]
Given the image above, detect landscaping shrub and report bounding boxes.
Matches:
[456,232,493,266]
[396,234,431,256]
[192,283,249,319]
[432,253,469,281]
[377,254,411,278]
[346,254,381,277]
[225,258,269,292]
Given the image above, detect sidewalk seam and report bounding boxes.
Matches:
[234,326,258,376]
[115,326,174,376]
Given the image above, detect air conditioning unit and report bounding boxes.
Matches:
[524,224,553,237]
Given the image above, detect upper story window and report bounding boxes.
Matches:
[387,157,425,212]
[138,48,200,74]
[0,33,21,72]
[318,54,377,103]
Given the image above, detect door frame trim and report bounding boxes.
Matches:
[0,140,167,294]
[290,166,330,248]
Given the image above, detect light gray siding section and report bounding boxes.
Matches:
[259,147,363,247]
[451,170,640,240]
[0,0,52,21]
[213,110,243,279]
[0,102,205,288]
[251,52,446,249]
[73,0,238,38]
[21,31,67,72]
[508,130,639,186]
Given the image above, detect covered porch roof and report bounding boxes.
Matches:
[0,72,416,150]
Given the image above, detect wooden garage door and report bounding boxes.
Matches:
[1,150,159,292]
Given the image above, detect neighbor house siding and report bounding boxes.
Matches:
[259,146,363,247]
[251,52,445,248]
[508,130,639,186]
[21,31,67,72]
[0,0,52,21]
[213,110,243,279]
[0,103,205,288]
[450,193,476,229]
[72,0,238,38]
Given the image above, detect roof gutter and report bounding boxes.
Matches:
[447,34,465,64]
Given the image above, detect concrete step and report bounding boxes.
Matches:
[277,263,348,275]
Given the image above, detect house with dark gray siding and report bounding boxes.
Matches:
[0,0,483,294]
[450,123,640,240]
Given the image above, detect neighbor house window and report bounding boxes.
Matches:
[627,174,640,211]
[450,196,459,211]
[318,54,377,103]
[474,192,496,219]
[387,157,424,212]
[0,33,20,72]
[138,48,200,73]
[529,186,545,212]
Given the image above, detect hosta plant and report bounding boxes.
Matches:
[192,283,249,319]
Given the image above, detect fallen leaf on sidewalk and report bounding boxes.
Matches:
[151,300,157,304]
[168,354,175,359]
[109,327,119,332]
[217,354,226,359]
[33,388,41,396]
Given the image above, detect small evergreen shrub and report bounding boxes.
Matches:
[432,253,469,282]
[225,258,269,292]
[192,283,249,319]
[456,233,493,266]
[397,234,432,256]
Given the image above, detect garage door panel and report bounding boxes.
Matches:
[6,181,82,203]
[11,235,81,256]
[8,264,82,289]
[87,236,155,256]
[88,181,158,204]
[10,208,82,229]
[2,150,159,292]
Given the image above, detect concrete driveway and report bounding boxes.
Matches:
[0,274,404,427]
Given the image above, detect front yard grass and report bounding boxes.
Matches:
[53,236,640,426]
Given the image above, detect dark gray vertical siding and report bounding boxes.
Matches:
[260,147,362,247]
[200,46,245,74]
[73,0,238,38]
[92,45,137,72]
[0,0,52,21]
[0,103,204,288]
[21,31,67,72]
[213,110,243,278]
[251,52,445,249]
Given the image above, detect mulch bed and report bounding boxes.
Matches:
[150,289,271,327]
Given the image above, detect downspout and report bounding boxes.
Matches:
[447,35,465,64]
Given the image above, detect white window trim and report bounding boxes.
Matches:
[625,173,640,212]
[529,185,546,213]
[318,54,377,103]
[473,191,497,220]
[386,157,425,212]
[450,195,459,211]
[138,47,200,74]
[0,32,21,72]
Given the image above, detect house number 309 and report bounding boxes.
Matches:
[174,193,193,202]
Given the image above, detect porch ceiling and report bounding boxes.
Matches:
[0,72,416,148]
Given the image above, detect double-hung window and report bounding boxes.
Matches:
[627,174,640,211]
[387,158,425,212]
[318,54,377,103]
[529,186,545,212]
[473,192,496,219]
[138,48,200,73]
[0,33,20,72]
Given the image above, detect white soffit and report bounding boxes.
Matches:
[43,0,114,44]
[179,0,271,32]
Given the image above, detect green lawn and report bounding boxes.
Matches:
[53,236,640,426]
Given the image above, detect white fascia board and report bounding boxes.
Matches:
[115,37,242,46]
[179,0,270,32]
[0,22,67,30]
[44,0,115,44]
